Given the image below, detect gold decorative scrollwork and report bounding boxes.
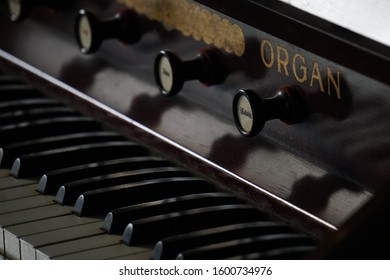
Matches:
[117,0,246,56]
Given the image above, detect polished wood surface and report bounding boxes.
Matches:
[0,0,389,245]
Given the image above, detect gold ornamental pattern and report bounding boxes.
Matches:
[117,0,246,56]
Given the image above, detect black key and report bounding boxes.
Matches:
[0,107,78,126]
[228,246,315,260]
[56,167,191,205]
[0,76,23,86]
[0,131,123,168]
[153,221,293,259]
[0,85,43,100]
[38,157,173,195]
[176,233,314,260]
[74,177,215,216]
[122,204,263,245]
[0,98,62,114]
[11,141,148,178]
[103,192,240,234]
[0,116,101,146]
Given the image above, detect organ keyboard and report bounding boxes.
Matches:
[0,0,389,259]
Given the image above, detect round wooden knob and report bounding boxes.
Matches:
[7,0,33,21]
[7,0,71,22]
[154,49,226,96]
[233,87,307,137]
[75,9,142,54]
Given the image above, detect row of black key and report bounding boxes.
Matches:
[0,72,316,260]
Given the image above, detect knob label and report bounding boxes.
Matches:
[8,0,21,20]
[236,95,254,133]
[159,56,174,92]
[78,16,93,51]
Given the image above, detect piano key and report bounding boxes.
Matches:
[0,85,43,100]
[0,131,124,167]
[0,204,73,255]
[0,76,23,86]
[0,176,35,190]
[4,215,100,260]
[74,177,215,216]
[103,192,240,234]
[36,234,123,260]
[0,107,78,126]
[56,167,191,205]
[176,233,315,260]
[0,169,10,178]
[53,244,151,260]
[227,246,315,260]
[20,221,104,260]
[0,195,55,215]
[0,98,62,114]
[107,250,153,260]
[11,141,148,178]
[38,156,173,195]
[122,204,264,245]
[153,221,293,259]
[0,184,38,201]
[0,204,73,229]
[0,116,102,146]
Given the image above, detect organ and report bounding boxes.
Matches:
[0,0,389,260]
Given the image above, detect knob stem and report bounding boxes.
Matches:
[101,10,141,44]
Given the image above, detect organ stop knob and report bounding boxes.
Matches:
[154,49,226,96]
[7,0,70,22]
[75,9,142,54]
[233,87,307,137]
[7,0,35,21]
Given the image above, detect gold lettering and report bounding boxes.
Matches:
[277,46,289,76]
[292,54,307,83]
[327,68,341,99]
[259,40,342,99]
[310,62,325,92]
[260,40,274,68]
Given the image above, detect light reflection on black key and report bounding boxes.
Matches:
[56,167,191,205]
[0,131,123,168]
[74,177,215,216]
[38,157,173,195]
[153,221,293,259]
[0,116,101,146]
[176,233,314,260]
[227,246,315,260]
[11,141,148,178]
[0,98,62,114]
[122,204,263,245]
[0,107,78,126]
[103,192,239,234]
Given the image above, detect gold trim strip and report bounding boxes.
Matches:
[117,0,245,56]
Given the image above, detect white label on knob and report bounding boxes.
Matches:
[237,95,254,133]
[78,15,93,51]
[158,56,173,93]
[8,0,21,20]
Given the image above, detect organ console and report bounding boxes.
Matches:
[0,0,389,260]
